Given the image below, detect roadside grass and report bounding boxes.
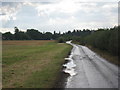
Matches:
[87,45,119,66]
[2,40,72,88]
[24,47,71,88]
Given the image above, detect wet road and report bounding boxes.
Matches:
[63,41,119,88]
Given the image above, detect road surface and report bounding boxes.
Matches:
[63,41,119,88]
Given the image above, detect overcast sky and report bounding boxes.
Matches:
[0,0,119,33]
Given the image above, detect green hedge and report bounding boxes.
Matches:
[82,27,119,56]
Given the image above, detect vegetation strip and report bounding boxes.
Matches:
[87,46,119,66]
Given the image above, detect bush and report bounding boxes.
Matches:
[57,37,65,43]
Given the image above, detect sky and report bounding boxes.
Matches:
[0,0,119,33]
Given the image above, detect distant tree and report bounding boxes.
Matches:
[14,27,19,33]
[73,29,76,33]
[26,29,44,40]
[57,37,65,43]
[68,31,71,34]
[44,32,53,40]
[52,31,58,40]
[3,32,14,40]
[14,27,20,40]
[14,27,31,40]
[18,31,31,40]
[59,31,61,35]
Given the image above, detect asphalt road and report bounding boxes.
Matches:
[63,41,119,88]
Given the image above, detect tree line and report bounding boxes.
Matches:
[2,26,119,57]
[2,27,93,40]
[2,27,61,40]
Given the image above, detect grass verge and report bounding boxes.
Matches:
[87,45,119,66]
[73,41,119,66]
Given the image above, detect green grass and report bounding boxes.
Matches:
[2,41,72,88]
[3,42,54,65]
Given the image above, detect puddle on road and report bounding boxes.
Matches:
[63,42,77,87]
[63,56,76,76]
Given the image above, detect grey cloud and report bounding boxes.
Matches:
[1,3,19,17]
[0,12,6,15]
